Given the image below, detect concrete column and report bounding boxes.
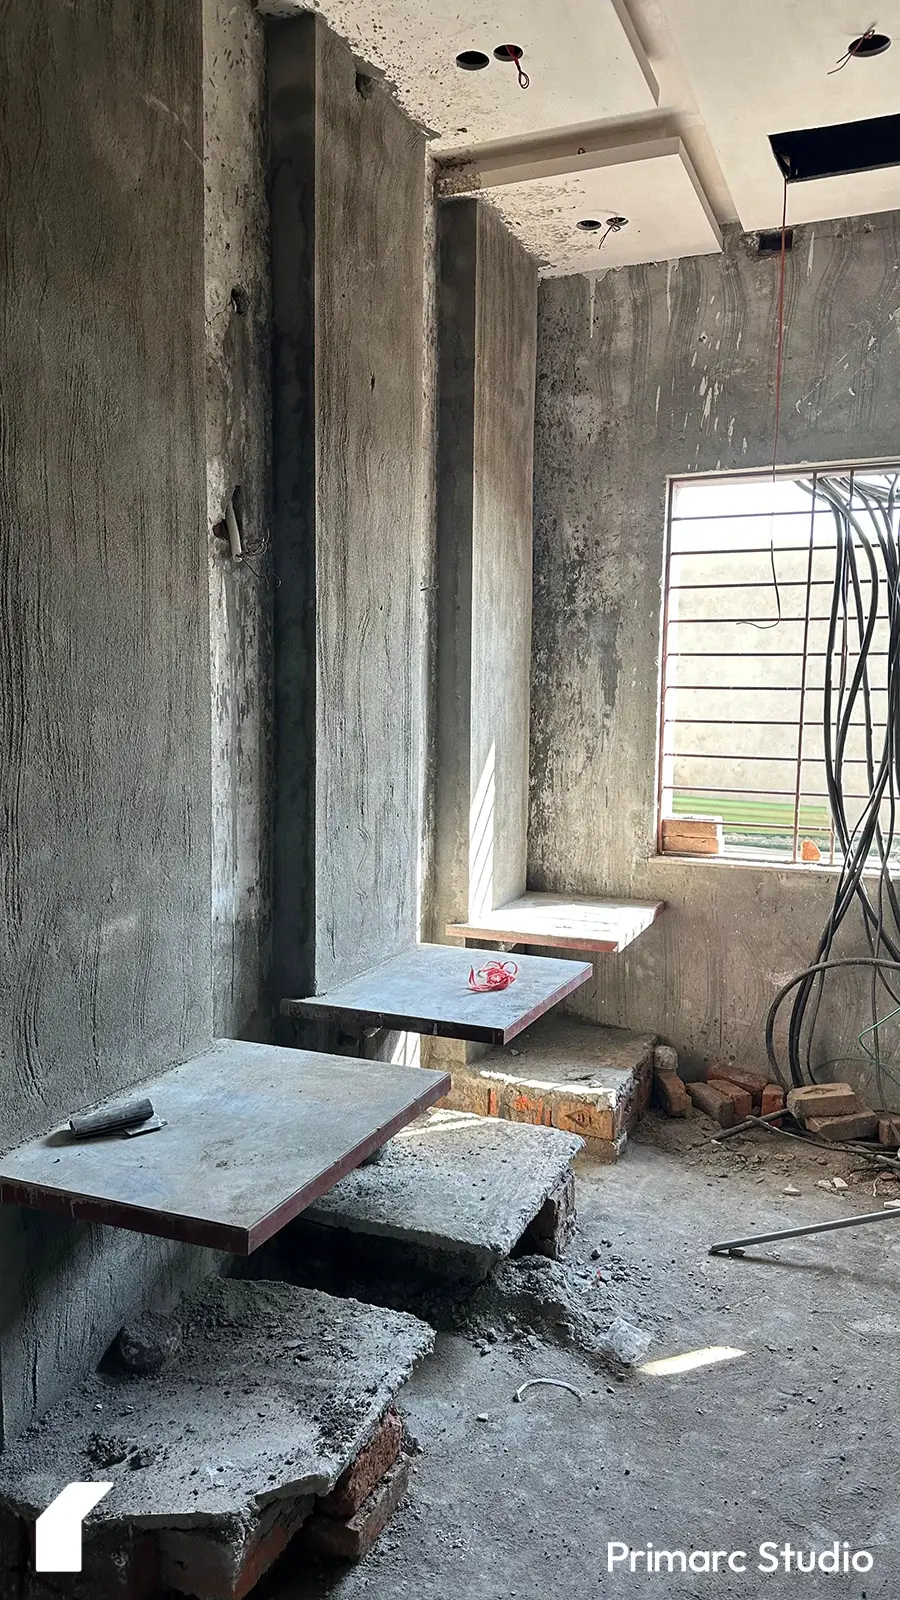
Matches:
[432,199,538,942]
[268,15,430,1015]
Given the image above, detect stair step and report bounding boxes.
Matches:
[440,1016,657,1161]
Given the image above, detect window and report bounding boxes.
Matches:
[658,463,900,866]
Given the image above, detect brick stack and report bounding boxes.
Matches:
[652,1050,787,1129]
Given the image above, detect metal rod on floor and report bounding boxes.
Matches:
[706,1109,788,1143]
[710,1207,900,1256]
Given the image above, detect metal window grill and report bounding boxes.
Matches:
[657,464,900,865]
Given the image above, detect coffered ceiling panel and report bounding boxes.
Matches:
[661,0,900,229]
[264,0,659,151]
[484,137,722,273]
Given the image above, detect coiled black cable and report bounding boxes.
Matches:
[765,471,900,1109]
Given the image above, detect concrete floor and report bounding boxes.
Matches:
[264,1112,900,1600]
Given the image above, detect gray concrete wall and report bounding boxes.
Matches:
[269,15,432,1005]
[531,214,900,1084]
[433,199,537,940]
[0,0,213,1441]
[205,0,273,1041]
[471,205,537,917]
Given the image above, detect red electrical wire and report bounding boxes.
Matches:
[829,24,877,72]
[468,959,518,992]
[499,45,530,88]
[771,172,789,477]
[744,172,789,632]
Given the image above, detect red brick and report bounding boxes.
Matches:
[805,1112,878,1142]
[761,1085,785,1117]
[879,1117,900,1147]
[303,1455,410,1561]
[709,1080,752,1122]
[319,1409,403,1519]
[786,1083,859,1122]
[654,1068,691,1118]
[708,1063,768,1103]
[686,1081,737,1128]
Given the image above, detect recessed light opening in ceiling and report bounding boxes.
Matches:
[769,112,900,182]
[576,218,603,231]
[456,50,489,70]
[493,44,524,61]
[847,30,891,57]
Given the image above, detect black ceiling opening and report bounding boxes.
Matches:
[769,112,900,183]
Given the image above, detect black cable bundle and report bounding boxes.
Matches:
[765,471,900,1110]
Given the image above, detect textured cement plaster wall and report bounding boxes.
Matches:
[269,15,431,1004]
[205,0,273,1041]
[432,199,537,940]
[0,0,216,1442]
[472,204,537,918]
[531,214,900,1084]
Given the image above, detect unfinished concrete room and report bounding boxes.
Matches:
[3,0,900,1596]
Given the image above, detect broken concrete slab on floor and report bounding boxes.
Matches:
[299,1110,583,1280]
[442,1018,657,1159]
[0,1277,433,1600]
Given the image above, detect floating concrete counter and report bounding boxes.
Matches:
[281,942,592,1045]
[0,1041,449,1253]
[446,892,665,953]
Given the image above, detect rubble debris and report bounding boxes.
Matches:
[460,1255,653,1372]
[599,1316,653,1368]
[114,1311,182,1376]
[879,1117,900,1148]
[0,1279,433,1599]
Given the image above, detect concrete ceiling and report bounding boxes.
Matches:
[662,0,900,231]
[485,138,722,274]
[265,0,900,273]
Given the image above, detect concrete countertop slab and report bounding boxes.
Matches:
[281,942,592,1045]
[446,892,665,953]
[0,1040,449,1254]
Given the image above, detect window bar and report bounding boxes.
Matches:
[792,474,819,863]
[656,479,676,850]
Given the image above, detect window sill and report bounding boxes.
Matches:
[654,850,889,878]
